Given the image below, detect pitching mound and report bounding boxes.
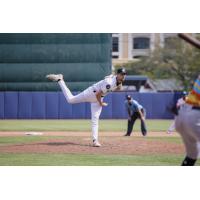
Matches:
[0,131,184,156]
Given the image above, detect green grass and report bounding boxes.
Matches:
[0,153,191,166]
[0,136,66,146]
[0,120,188,166]
[143,136,182,144]
[0,119,173,132]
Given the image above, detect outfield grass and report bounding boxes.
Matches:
[0,136,66,146]
[0,119,173,132]
[0,153,190,166]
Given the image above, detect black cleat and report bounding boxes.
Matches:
[124,134,131,136]
[142,132,147,136]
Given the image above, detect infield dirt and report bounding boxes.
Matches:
[0,131,184,156]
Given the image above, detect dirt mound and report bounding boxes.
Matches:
[0,134,184,155]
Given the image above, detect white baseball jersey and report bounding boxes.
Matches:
[91,74,120,96]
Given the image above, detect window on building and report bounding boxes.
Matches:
[133,37,150,49]
[112,37,119,52]
[112,55,119,59]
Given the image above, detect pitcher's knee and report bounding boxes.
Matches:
[91,117,99,124]
[67,97,76,104]
[91,120,99,126]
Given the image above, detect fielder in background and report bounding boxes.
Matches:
[124,95,147,137]
[167,91,187,134]
[175,75,200,166]
[46,68,126,147]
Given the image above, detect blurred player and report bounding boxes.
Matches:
[46,68,126,147]
[175,75,200,166]
[167,91,187,134]
[124,95,147,136]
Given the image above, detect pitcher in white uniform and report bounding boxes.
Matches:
[46,68,127,147]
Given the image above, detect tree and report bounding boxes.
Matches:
[116,37,200,90]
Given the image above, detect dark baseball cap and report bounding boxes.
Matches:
[117,67,127,75]
[126,95,132,100]
[182,91,187,96]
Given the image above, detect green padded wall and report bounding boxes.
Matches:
[0,33,112,91]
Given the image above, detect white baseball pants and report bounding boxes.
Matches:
[58,80,102,142]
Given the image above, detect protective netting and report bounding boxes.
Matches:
[0,33,112,91]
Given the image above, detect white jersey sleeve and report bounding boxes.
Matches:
[100,79,111,94]
[92,75,117,96]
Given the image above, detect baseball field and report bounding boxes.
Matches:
[0,119,198,166]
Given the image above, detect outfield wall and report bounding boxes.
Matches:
[0,92,181,119]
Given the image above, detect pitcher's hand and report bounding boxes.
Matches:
[101,102,108,107]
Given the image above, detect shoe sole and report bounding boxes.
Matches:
[46,74,63,82]
[92,144,101,147]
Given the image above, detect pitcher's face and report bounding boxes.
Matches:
[117,73,126,83]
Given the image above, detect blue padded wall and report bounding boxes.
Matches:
[72,103,86,119]
[112,92,127,119]
[152,93,166,119]
[0,91,178,119]
[31,92,46,119]
[139,93,154,119]
[59,92,72,119]
[46,92,59,119]
[163,92,174,119]
[18,92,32,119]
[151,93,174,119]
[4,92,18,119]
[0,92,4,118]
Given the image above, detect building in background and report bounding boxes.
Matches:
[112,33,182,65]
[112,33,198,92]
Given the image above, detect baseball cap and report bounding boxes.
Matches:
[182,91,187,96]
[117,67,127,75]
[126,95,132,100]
